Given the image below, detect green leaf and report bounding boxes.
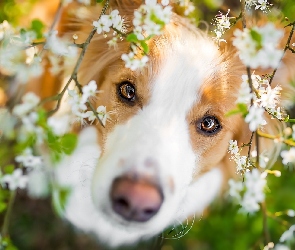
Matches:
[225,103,248,118]
[0,201,7,213]
[3,164,15,174]
[140,40,149,54]
[30,19,45,39]
[126,33,139,43]
[52,187,71,216]
[1,237,18,250]
[96,0,104,2]
[60,133,77,155]
[250,29,262,49]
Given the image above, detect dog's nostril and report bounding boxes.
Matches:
[113,197,130,212]
[110,177,163,222]
[143,208,156,215]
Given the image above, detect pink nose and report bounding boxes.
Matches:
[110,177,163,222]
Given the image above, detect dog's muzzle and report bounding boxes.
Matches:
[110,176,163,222]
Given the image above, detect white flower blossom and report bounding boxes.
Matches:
[279,225,295,242]
[121,52,149,71]
[228,140,239,155]
[48,115,71,136]
[274,245,290,250]
[12,92,40,117]
[228,179,243,201]
[281,148,295,165]
[233,24,283,69]
[27,170,49,198]
[45,30,77,57]
[241,169,266,213]
[15,148,43,168]
[82,80,100,103]
[96,105,110,126]
[245,106,266,131]
[1,169,28,191]
[287,209,295,217]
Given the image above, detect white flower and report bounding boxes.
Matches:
[48,115,71,136]
[46,30,77,57]
[82,80,100,103]
[235,155,249,173]
[239,169,266,213]
[27,170,49,198]
[15,148,43,168]
[255,0,271,11]
[274,245,290,250]
[121,52,149,70]
[240,194,260,213]
[1,169,28,190]
[279,225,295,242]
[228,179,243,201]
[161,0,169,6]
[93,16,112,34]
[245,169,266,203]
[287,209,295,217]
[245,106,266,131]
[236,79,252,105]
[233,24,283,69]
[12,92,40,117]
[281,148,295,165]
[228,140,239,155]
[107,37,118,48]
[96,105,110,126]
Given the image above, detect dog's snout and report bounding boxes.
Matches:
[110,177,163,222]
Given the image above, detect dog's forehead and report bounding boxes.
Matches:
[146,21,221,116]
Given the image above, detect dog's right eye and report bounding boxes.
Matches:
[118,81,136,103]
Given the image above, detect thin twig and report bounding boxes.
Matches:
[257,130,295,146]
[269,21,295,86]
[1,191,16,237]
[42,0,110,127]
[38,1,63,57]
[73,76,105,128]
[262,202,270,245]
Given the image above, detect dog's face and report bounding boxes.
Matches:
[57,9,248,248]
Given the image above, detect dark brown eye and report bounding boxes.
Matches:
[118,81,136,103]
[197,116,221,135]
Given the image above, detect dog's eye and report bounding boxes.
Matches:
[197,116,221,135]
[118,81,136,103]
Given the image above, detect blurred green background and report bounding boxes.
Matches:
[1,0,295,249]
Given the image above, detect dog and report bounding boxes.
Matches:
[47,0,295,247]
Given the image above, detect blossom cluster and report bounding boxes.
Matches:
[92,9,125,36]
[0,20,43,84]
[121,0,172,70]
[0,93,51,197]
[236,74,283,131]
[212,9,231,44]
[175,0,195,16]
[233,23,284,69]
[67,80,109,126]
[228,140,251,174]
[229,169,267,213]
[245,0,271,12]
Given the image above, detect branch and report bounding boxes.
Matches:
[41,0,110,126]
[269,21,295,86]
[1,191,16,237]
[257,130,295,147]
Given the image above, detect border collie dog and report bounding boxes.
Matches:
[54,1,294,247]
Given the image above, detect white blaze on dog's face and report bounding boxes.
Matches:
[58,15,244,247]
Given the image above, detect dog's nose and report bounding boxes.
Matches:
[110,177,163,222]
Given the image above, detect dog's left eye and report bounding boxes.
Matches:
[118,81,136,103]
[196,116,221,135]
